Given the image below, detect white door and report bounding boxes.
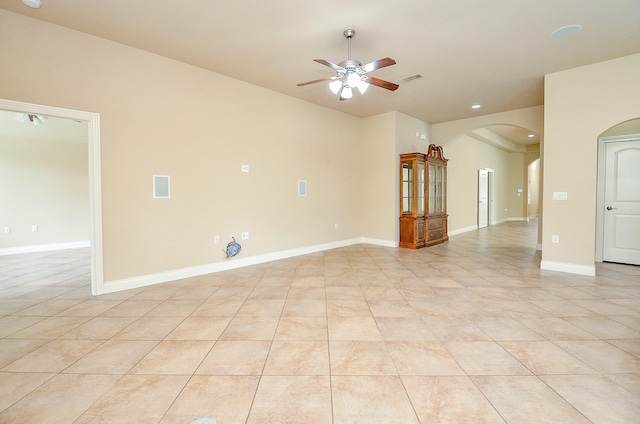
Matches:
[478,169,489,229]
[603,139,640,265]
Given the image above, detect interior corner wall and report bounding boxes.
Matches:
[359,111,432,246]
[395,112,432,242]
[0,137,89,249]
[0,9,363,284]
[542,53,640,271]
[360,112,397,244]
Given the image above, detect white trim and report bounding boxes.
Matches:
[102,238,365,294]
[0,99,103,295]
[360,237,397,247]
[507,217,527,222]
[540,260,596,276]
[536,243,542,251]
[448,225,477,236]
[491,218,508,225]
[0,241,90,256]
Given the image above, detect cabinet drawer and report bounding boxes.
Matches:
[428,218,444,230]
[429,229,444,240]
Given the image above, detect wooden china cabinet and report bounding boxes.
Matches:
[399,144,448,249]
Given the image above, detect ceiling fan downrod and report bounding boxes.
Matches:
[344,29,355,60]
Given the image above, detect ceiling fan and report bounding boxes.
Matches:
[297,29,399,101]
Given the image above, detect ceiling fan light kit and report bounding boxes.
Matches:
[298,29,398,101]
[22,0,41,8]
[15,112,47,125]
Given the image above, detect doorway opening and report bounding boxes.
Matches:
[527,158,540,220]
[0,99,103,295]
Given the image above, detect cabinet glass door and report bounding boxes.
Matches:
[402,163,413,214]
[435,165,443,213]
[428,164,436,214]
[440,167,447,213]
[418,163,425,215]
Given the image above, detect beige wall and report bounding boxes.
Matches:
[0,137,89,249]
[360,112,396,243]
[432,106,544,149]
[542,53,640,271]
[601,118,640,137]
[4,9,635,285]
[395,112,432,241]
[0,10,363,283]
[359,111,431,244]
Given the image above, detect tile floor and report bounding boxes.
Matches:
[0,221,639,423]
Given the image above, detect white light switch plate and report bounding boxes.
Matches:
[552,192,568,201]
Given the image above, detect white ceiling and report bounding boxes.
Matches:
[1,0,639,128]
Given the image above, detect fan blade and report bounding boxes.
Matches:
[313,59,344,71]
[297,77,337,87]
[361,57,396,73]
[364,76,399,91]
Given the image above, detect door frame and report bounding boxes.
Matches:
[595,133,640,262]
[0,98,104,295]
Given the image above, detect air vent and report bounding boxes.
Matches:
[298,180,307,197]
[402,74,423,83]
[153,175,170,199]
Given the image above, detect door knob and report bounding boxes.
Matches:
[606,206,618,210]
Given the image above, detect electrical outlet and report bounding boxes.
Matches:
[214,235,220,244]
[32,225,38,232]
[3,227,10,234]
[241,164,250,173]
[242,232,249,240]
[552,234,559,243]
[334,223,339,230]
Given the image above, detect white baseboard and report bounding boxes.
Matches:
[360,237,397,247]
[448,225,478,236]
[507,217,526,222]
[101,237,379,294]
[540,260,596,276]
[0,241,90,256]
[536,243,542,251]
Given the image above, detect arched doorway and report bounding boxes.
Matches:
[595,118,640,266]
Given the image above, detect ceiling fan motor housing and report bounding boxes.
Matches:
[338,59,363,71]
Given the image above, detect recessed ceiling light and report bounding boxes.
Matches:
[471,104,482,109]
[22,0,41,8]
[551,24,582,39]
[528,134,535,138]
